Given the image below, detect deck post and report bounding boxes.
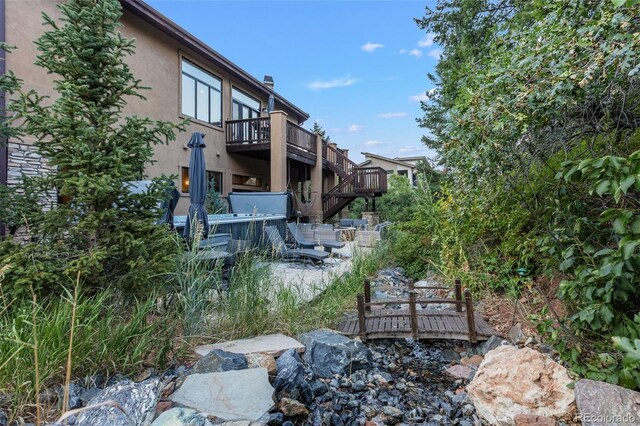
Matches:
[455,279,462,313]
[464,289,477,343]
[364,278,371,312]
[409,290,419,340]
[357,294,367,340]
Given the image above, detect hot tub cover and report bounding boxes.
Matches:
[227,192,293,218]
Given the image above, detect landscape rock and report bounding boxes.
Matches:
[246,352,277,376]
[508,323,527,345]
[477,335,506,356]
[513,414,556,425]
[194,333,305,358]
[467,345,575,425]
[575,379,640,426]
[461,355,484,366]
[150,407,213,426]
[278,397,309,417]
[445,365,474,380]
[298,329,372,378]
[192,349,248,374]
[271,349,313,403]
[169,368,275,421]
[0,411,6,426]
[76,378,160,426]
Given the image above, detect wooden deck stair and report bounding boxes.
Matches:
[336,279,497,343]
[322,144,387,221]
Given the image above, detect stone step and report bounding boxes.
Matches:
[194,333,305,358]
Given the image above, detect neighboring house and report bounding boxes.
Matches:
[360,152,426,186]
[0,0,386,222]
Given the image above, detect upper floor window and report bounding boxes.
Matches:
[232,87,260,120]
[181,59,222,127]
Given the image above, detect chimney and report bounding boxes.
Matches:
[263,75,274,89]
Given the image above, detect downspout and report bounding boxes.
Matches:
[0,0,6,236]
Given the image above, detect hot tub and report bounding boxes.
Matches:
[173,213,286,247]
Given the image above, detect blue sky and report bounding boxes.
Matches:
[147,0,438,163]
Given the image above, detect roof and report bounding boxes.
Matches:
[360,152,416,168]
[394,155,427,162]
[120,0,309,123]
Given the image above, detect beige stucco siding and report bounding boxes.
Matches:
[5,1,298,214]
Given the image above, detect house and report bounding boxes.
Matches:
[360,152,426,186]
[0,0,386,227]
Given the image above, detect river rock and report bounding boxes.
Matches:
[575,379,640,426]
[278,397,309,417]
[192,349,248,374]
[467,345,575,425]
[445,365,474,380]
[298,329,372,378]
[508,323,527,345]
[271,349,313,403]
[246,352,277,376]
[477,335,506,356]
[169,368,275,421]
[75,378,160,426]
[150,407,213,426]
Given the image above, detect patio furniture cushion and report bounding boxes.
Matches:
[265,226,328,262]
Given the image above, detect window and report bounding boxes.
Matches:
[232,88,260,120]
[181,59,222,127]
[398,170,408,177]
[181,167,224,194]
[232,174,263,188]
[386,170,394,175]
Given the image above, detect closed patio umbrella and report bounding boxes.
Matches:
[183,132,209,240]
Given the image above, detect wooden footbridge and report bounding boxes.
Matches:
[336,279,496,343]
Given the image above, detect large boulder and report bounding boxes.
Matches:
[271,349,313,403]
[192,349,248,374]
[575,379,640,426]
[467,345,574,425]
[75,378,160,426]
[169,368,275,422]
[297,329,372,379]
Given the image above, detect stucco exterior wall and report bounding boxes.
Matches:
[5,1,300,215]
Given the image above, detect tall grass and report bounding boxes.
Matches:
[199,244,388,341]
[0,285,172,423]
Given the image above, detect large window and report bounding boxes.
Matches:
[181,167,223,194]
[232,174,263,188]
[181,59,222,127]
[232,88,260,120]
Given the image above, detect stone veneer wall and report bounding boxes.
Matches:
[7,142,57,211]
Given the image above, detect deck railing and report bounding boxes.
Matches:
[325,143,357,178]
[226,117,270,145]
[322,167,387,219]
[286,121,316,154]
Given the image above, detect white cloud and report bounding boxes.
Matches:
[365,140,382,146]
[347,124,363,133]
[409,48,423,58]
[428,48,443,60]
[409,92,429,102]
[361,42,384,53]
[328,127,341,132]
[378,112,407,119]
[418,34,435,47]
[397,146,421,153]
[308,77,357,90]
[399,48,407,55]
[409,89,437,102]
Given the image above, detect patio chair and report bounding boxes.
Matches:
[286,222,345,253]
[264,225,329,263]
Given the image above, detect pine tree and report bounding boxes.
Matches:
[7,0,184,295]
[310,121,331,142]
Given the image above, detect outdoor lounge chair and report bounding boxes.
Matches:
[286,222,345,253]
[264,225,329,263]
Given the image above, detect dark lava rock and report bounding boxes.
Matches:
[0,411,7,426]
[65,383,83,410]
[267,412,284,425]
[476,335,506,356]
[272,349,314,403]
[79,387,101,406]
[298,330,372,379]
[192,349,248,374]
